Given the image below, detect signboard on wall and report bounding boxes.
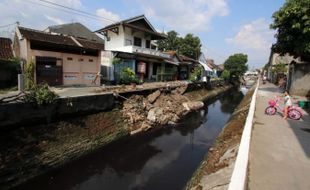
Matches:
[137,62,146,73]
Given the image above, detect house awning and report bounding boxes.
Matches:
[199,61,212,71]
[164,59,179,66]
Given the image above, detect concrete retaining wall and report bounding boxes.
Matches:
[0,80,226,128]
[0,93,115,128]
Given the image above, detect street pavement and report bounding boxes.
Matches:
[248,82,310,190]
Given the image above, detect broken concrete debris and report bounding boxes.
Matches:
[122,85,204,132]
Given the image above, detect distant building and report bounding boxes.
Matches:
[267,52,309,96]
[266,52,295,82]
[287,60,310,96]
[14,25,104,86]
[206,59,223,77]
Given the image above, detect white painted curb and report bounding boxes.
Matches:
[228,81,259,190]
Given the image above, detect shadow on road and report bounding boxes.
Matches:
[288,111,310,158]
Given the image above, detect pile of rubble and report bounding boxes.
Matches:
[121,85,204,133]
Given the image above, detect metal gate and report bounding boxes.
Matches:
[36,56,63,86]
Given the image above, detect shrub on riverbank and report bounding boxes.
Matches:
[24,84,59,105]
[119,68,140,85]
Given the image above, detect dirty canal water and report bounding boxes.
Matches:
[16,87,245,190]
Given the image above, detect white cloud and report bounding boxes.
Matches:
[140,0,229,32]
[226,18,274,50]
[45,15,65,25]
[96,8,120,25]
[225,18,276,68]
[0,0,84,30]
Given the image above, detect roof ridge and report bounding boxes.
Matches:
[18,26,66,36]
[18,26,102,43]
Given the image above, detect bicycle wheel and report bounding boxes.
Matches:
[288,109,302,120]
[265,106,276,115]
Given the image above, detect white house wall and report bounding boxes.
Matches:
[105,25,152,52]
[104,26,125,51]
[124,27,152,48]
[101,51,114,81]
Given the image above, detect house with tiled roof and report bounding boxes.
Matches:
[0,37,14,62]
[14,25,104,86]
[0,37,18,88]
[96,15,183,82]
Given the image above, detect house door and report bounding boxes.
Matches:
[36,56,63,86]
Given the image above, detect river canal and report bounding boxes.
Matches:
[16,87,245,190]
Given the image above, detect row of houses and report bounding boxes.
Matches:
[266,52,310,96]
[0,15,222,87]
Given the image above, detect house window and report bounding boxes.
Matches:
[67,57,73,61]
[125,39,132,46]
[146,40,150,48]
[134,37,142,47]
[79,58,84,62]
[89,59,93,62]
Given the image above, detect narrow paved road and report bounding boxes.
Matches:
[248,82,310,190]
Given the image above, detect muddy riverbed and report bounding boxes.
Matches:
[14,87,245,190]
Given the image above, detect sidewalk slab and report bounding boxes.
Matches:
[248,82,310,190]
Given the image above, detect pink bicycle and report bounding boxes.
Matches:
[265,96,303,120]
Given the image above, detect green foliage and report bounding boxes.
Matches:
[179,34,202,59]
[224,53,248,78]
[263,63,270,71]
[0,58,20,88]
[112,57,122,65]
[157,31,202,59]
[271,0,310,61]
[157,31,181,51]
[221,70,231,81]
[24,83,59,105]
[25,61,35,90]
[189,66,203,81]
[272,63,287,73]
[119,67,140,85]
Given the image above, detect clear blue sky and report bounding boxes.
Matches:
[0,0,285,68]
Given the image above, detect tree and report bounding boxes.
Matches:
[157,30,181,51]
[271,0,310,61]
[272,63,287,74]
[179,34,202,59]
[157,31,202,59]
[224,53,248,78]
[221,70,230,81]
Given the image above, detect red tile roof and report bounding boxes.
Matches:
[0,37,14,60]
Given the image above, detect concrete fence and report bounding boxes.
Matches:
[228,81,259,190]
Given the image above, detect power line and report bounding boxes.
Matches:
[37,0,118,23]
[0,22,19,29]
[24,0,107,22]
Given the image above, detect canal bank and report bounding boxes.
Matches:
[186,84,256,190]
[1,82,232,189]
[0,80,223,128]
[12,86,244,190]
